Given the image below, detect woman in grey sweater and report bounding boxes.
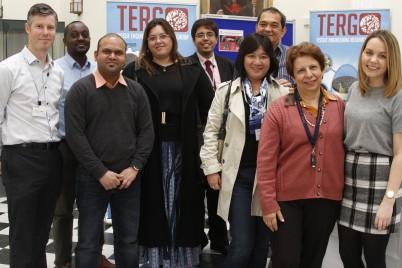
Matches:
[338,29,402,268]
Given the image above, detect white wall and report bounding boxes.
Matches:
[273,0,401,51]
[1,0,401,58]
[351,0,402,49]
[1,0,198,59]
[273,0,351,44]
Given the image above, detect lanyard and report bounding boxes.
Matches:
[23,53,50,106]
[294,89,323,168]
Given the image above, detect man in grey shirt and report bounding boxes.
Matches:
[0,3,63,267]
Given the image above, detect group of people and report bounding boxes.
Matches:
[0,3,401,268]
[202,6,402,268]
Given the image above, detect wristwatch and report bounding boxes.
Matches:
[132,165,140,171]
[386,190,395,199]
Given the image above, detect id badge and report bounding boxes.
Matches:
[255,129,260,141]
[32,105,46,118]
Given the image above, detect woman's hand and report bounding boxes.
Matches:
[375,198,395,230]
[375,133,402,231]
[207,173,221,190]
[263,210,285,232]
[277,78,292,88]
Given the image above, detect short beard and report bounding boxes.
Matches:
[70,50,88,58]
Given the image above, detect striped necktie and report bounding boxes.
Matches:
[205,60,216,90]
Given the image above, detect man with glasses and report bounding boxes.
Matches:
[189,19,234,91]
[188,18,234,256]
[256,7,294,87]
[0,3,63,267]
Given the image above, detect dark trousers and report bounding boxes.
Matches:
[338,224,390,268]
[53,141,106,266]
[205,182,228,246]
[75,166,140,268]
[1,146,62,268]
[270,199,340,268]
[226,168,270,268]
[52,140,77,266]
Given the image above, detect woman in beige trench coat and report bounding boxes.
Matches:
[200,33,289,268]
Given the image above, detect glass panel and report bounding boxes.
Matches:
[0,19,3,61]
[0,20,65,61]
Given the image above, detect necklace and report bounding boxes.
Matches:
[152,60,172,72]
[303,103,325,127]
[294,89,323,168]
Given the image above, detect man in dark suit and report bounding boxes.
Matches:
[189,19,235,90]
[188,18,235,256]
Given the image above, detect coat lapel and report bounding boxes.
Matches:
[216,56,228,82]
[179,65,198,114]
[136,68,160,103]
[229,80,246,128]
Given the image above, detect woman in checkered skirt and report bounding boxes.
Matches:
[338,30,402,268]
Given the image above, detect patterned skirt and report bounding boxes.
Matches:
[339,149,402,234]
[140,141,201,268]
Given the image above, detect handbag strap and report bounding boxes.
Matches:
[217,80,232,140]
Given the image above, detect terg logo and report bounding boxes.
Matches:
[318,13,381,36]
[165,8,188,32]
[116,5,189,32]
[359,13,381,34]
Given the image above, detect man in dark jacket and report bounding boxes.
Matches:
[188,18,235,255]
[188,19,235,90]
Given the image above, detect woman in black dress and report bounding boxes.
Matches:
[122,18,214,268]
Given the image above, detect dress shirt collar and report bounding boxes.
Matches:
[64,52,93,70]
[275,43,286,58]
[21,46,54,67]
[196,52,217,67]
[93,70,127,89]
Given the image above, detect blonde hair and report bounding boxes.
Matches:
[358,30,402,97]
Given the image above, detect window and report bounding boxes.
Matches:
[0,20,65,61]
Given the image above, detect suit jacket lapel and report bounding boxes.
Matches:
[216,56,233,82]
[137,68,160,103]
[179,65,198,114]
[216,56,226,82]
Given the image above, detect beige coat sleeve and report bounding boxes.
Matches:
[200,81,231,176]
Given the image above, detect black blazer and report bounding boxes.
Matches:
[122,61,214,247]
[187,53,235,86]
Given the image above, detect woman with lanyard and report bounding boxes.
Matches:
[257,42,345,268]
[200,32,288,268]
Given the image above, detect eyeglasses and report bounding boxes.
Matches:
[147,34,169,42]
[195,32,216,39]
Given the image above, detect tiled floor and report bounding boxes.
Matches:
[0,180,229,267]
[0,175,273,267]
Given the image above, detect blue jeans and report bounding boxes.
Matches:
[226,167,270,268]
[75,165,140,268]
